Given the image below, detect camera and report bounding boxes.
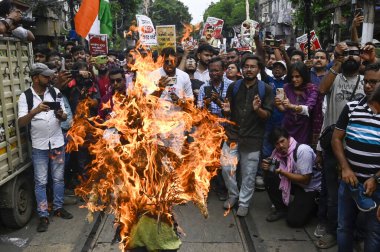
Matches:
[266,158,280,172]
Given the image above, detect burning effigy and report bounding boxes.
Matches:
[66,49,226,251]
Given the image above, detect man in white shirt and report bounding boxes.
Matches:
[194,44,214,83]
[150,47,194,156]
[18,63,72,233]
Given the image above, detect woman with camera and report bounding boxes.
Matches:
[274,62,318,144]
[262,127,321,227]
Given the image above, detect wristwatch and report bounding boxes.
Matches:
[373,174,380,184]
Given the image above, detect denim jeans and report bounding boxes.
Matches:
[32,146,65,217]
[337,181,380,252]
[221,142,260,208]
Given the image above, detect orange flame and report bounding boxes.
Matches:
[181,24,193,43]
[67,27,227,251]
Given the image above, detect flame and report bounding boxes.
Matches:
[181,24,193,43]
[67,44,227,250]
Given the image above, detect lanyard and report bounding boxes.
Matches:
[211,81,224,98]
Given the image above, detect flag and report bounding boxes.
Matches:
[74,0,113,38]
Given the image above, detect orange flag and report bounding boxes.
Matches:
[74,0,100,38]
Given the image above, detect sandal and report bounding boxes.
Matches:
[315,233,337,249]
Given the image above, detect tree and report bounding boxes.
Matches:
[203,0,255,33]
[150,0,192,34]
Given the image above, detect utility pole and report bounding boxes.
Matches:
[361,0,374,45]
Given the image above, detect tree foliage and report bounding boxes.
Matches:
[203,0,255,32]
[150,0,192,34]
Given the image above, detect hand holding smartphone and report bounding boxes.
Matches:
[43,102,61,110]
[276,88,285,100]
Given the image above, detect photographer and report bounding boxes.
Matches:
[198,57,232,117]
[0,1,34,41]
[262,127,321,227]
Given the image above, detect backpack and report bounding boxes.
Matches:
[24,87,57,140]
[232,79,266,104]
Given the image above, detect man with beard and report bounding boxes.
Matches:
[184,54,204,104]
[71,45,86,63]
[226,48,240,65]
[316,41,364,249]
[194,44,214,83]
[222,54,273,217]
[93,57,110,98]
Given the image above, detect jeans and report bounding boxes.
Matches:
[32,146,65,217]
[323,148,339,235]
[221,142,260,208]
[337,181,380,252]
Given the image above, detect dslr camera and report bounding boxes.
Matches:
[266,158,280,172]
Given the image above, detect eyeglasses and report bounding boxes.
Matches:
[361,79,380,86]
[110,78,124,84]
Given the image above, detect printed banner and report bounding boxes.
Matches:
[136,15,157,46]
[201,17,224,48]
[296,30,322,54]
[156,25,176,52]
[88,34,108,56]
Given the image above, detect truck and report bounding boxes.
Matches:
[0,36,34,228]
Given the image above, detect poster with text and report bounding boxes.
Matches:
[156,25,176,52]
[88,34,108,56]
[136,15,157,46]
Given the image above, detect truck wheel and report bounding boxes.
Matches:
[0,176,33,228]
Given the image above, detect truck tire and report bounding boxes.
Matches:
[0,176,33,228]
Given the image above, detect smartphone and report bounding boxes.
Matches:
[70,69,79,76]
[276,88,285,100]
[167,76,177,86]
[265,39,281,47]
[44,101,61,110]
[355,8,363,17]
[204,86,212,98]
[94,55,108,65]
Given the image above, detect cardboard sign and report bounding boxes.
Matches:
[296,30,322,54]
[136,15,157,46]
[88,34,108,56]
[201,17,224,48]
[156,25,176,52]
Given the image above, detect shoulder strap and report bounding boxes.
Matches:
[232,79,243,97]
[258,80,266,101]
[25,88,33,112]
[48,86,57,101]
[293,143,301,162]
[348,75,361,101]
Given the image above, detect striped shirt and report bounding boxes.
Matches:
[197,79,232,117]
[335,97,380,180]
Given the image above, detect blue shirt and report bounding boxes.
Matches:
[266,76,286,131]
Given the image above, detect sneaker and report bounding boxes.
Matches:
[236,206,249,217]
[315,233,337,249]
[266,209,286,222]
[349,184,377,212]
[314,222,327,238]
[37,217,49,232]
[255,176,265,190]
[63,196,78,205]
[223,197,237,209]
[53,208,73,219]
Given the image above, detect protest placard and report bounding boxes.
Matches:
[88,34,108,56]
[136,15,157,46]
[156,25,176,52]
[296,30,322,54]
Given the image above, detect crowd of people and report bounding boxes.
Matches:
[2,3,378,251]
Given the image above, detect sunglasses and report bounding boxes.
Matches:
[110,78,123,84]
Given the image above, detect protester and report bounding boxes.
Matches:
[93,56,110,98]
[290,50,305,65]
[183,54,204,103]
[0,2,34,41]
[17,63,73,232]
[71,45,86,63]
[316,40,365,249]
[47,51,62,71]
[34,45,51,63]
[274,62,318,144]
[194,44,214,83]
[226,48,240,65]
[221,54,273,217]
[262,127,321,227]
[225,62,242,82]
[332,63,380,252]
